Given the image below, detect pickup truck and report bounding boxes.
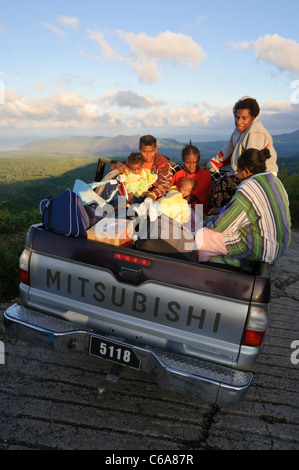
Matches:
[4,158,270,406]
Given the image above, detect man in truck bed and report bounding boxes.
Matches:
[110,134,173,201]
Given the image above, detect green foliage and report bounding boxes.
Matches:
[0,205,40,302]
[278,166,299,227]
[0,153,98,209]
[0,153,98,302]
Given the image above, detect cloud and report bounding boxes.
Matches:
[41,15,79,39]
[33,82,45,91]
[57,15,79,29]
[132,61,161,84]
[116,30,205,64]
[53,73,94,90]
[83,29,207,83]
[0,88,125,131]
[195,15,207,26]
[262,99,294,114]
[4,88,22,103]
[260,99,299,133]
[231,34,299,74]
[1,88,297,137]
[0,88,214,132]
[41,22,67,37]
[99,88,165,108]
[133,105,208,129]
[86,30,121,60]
[116,30,207,83]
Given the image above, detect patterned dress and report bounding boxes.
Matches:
[205,172,291,263]
[121,169,157,197]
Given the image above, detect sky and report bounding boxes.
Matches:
[1,0,299,147]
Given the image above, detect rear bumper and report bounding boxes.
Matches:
[3,303,252,406]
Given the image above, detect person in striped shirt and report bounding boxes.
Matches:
[195,148,291,264]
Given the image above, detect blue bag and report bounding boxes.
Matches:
[40,189,100,238]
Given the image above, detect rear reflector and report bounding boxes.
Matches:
[242,329,266,347]
[19,248,30,285]
[113,252,152,267]
[19,267,29,285]
[242,305,268,347]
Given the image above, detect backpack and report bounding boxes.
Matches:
[97,176,128,204]
[40,189,101,238]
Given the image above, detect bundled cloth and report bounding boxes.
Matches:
[158,187,192,225]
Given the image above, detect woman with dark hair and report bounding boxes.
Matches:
[172,141,212,215]
[207,97,278,209]
[196,148,291,264]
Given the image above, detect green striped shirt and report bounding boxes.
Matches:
[206,173,291,263]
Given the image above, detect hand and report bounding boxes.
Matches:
[143,192,156,201]
[127,192,135,204]
[208,207,219,215]
[185,194,196,203]
[116,162,129,174]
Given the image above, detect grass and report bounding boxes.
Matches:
[0,204,40,302]
[279,169,299,227]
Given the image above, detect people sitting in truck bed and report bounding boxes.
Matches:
[205,97,278,210]
[195,148,291,265]
[110,135,173,201]
[159,177,197,225]
[172,141,212,216]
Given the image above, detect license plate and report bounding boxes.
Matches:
[89,336,141,370]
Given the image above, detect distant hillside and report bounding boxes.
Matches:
[272,129,299,143]
[272,129,299,159]
[20,136,107,154]
[16,129,299,163]
[19,134,182,157]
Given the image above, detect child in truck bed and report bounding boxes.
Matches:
[159,177,196,225]
[102,152,157,204]
[121,152,157,204]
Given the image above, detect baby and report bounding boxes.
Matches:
[159,177,197,224]
[178,177,197,198]
[121,152,157,204]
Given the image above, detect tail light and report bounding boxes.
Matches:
[19,248,30,285]
[113,252,152,267]
[242,305,268,347]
